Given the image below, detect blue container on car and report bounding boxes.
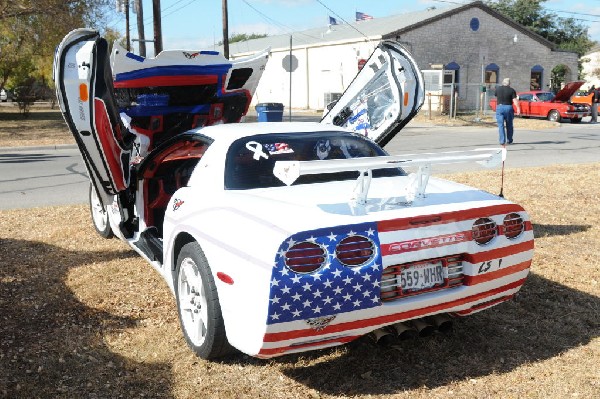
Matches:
[137,93,169,107]
[255,102,284,122]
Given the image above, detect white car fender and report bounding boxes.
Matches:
[162,189,290,354]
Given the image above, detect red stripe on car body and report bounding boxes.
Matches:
[377,204,527,232]
[262,279,525,343]
[113,74,219,88]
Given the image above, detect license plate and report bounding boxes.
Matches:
[400,261,444,292]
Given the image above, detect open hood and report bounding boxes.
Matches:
[553,81,585,103]
[54,28,269,207]
[320,40,424,147]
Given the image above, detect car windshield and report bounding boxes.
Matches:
[225,131,405,189]
[536,92,555,102]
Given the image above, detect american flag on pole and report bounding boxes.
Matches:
[356,11,373,21]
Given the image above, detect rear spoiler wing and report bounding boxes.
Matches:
[273,148,506,205]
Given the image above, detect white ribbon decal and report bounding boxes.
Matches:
[246,141,269,160]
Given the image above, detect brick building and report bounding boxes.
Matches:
[226,1,579,112]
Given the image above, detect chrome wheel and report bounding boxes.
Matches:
[88,183,113,238]
[548,110,561,123]
[175,242,233,359]
[177,256,209,347]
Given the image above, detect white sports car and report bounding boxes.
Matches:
[54,30,534,359]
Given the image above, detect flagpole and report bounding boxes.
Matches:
[289,35,292,122]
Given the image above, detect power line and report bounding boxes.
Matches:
[314,0,370,41]
[106,11,125,31]
[240,0,324,43]
[241,0,293,33]
[143,0,196,26]
[549,9,600,23]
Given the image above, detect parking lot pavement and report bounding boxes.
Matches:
[2,111,599,209]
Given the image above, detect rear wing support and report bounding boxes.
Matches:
[273,148,506,206]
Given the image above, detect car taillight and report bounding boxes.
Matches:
[336,235,375,266]
[285,241,326,273]
[503,213,524,239]
[472,217,497,245]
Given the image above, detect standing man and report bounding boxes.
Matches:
[495,78,521,145]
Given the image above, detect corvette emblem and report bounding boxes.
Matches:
[305,315,336,331]
[173,198,184,211]
[183,51,200,59]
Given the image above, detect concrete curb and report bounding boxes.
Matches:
[0,144,77,153]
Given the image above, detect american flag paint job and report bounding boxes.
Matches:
[258,203,533,357]
[267,222,383,325]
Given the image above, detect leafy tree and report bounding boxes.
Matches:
[104,28,126,54]
[218,33,268,45]
[486,0,595,81]
[0,0,113,91]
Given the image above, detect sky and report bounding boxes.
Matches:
[108,0,600,57]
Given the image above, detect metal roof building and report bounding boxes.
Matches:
[225,1,579,112]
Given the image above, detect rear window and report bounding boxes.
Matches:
[225,131,405,189]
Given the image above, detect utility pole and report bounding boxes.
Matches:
[222,0,229,59]
[125,0,130,51]
[153,0,163,55]
[116,1,131,50]
[135,0,146,57]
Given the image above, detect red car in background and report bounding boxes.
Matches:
[490,81,590,123]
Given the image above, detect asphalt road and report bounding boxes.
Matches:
[1,118,599,210]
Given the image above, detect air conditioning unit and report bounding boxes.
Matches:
[324,92,342,110]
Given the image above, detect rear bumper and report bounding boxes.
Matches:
[255,250,532,358]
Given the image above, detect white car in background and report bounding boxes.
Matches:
[54,29,534,359]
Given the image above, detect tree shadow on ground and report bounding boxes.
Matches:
[275,273,599,396]
[532,223,591,238]
[0,110,63,122]
[0,238,174,398]
[0,152,71,165]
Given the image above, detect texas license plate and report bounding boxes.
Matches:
[400,261,444,292]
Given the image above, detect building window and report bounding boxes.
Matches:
[445,62,460,83]
[485,63,499,84]
[531,65,543,90]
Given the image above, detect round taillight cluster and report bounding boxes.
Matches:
[335,235,375,266]
[285,241,326,273]
[503,213,524,239]
[472,217,497,245]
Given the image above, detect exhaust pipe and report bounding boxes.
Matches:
[392,322,418,340]
[411,319,435,337]
[370,327,395,345]
[429,314,453,334]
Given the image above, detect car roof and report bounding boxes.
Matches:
[517,90,551,95]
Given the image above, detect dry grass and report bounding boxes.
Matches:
[0,106,73,147]
[1,163,599,398]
